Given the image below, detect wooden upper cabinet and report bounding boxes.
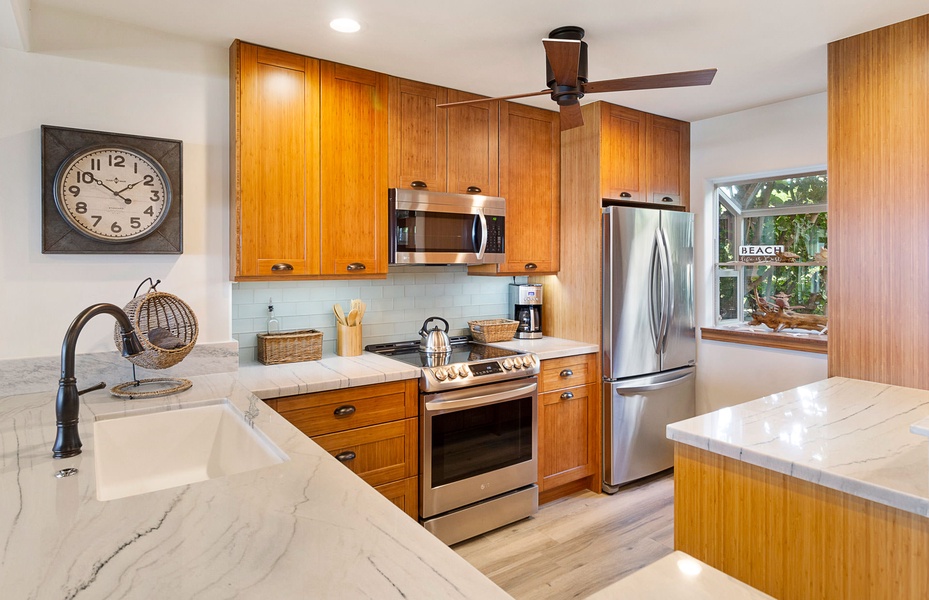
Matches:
[600,104,647,203]
[230,41,388,281]
[492,102,560,275]
[319,61,389,276]
[645,114,690,207]
[231,41,320,278]
[387,78,447,191]
[446,90,499,196]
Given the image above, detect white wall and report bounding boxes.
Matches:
[0,13,232,360]
[691,93,829,413]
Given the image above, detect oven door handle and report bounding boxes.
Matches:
[424,380,538,413]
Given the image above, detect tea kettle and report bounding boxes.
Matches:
[419,316,451,353]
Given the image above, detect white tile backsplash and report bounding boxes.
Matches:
[232,266,527,361]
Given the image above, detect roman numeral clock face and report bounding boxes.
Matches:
[54,146,171,242]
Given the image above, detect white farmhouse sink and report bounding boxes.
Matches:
[94,401,288,501]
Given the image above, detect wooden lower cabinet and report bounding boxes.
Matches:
[537,353,600,501]
[374,476,419,520]
[271,379,420,519]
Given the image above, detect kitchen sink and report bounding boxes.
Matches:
[93,401,288,501]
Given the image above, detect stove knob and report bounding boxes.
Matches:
[447,369,458,380]
[502,359,513,371]
[522,356,533,368]
[433,368,447,381]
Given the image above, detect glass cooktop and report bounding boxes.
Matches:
[364,336,522,368]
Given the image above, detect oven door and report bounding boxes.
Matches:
[421,377,538,518]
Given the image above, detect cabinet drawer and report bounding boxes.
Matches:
[374,476,419,520]
[314,418,418,487]
[540,353,598,392]
[274,380,417,437]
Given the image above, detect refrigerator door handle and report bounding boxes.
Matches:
[649,233,663,353]
[612,370,695,395]
[654,229,670,354]
[657,226,674,352]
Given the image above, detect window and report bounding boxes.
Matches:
[715,172,827,328]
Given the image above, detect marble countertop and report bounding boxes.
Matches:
[239,336,598,400]
[667,377,929,517]
[0,373,510,599]
[587,551,773,599]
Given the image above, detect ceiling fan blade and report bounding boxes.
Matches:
[543,38,581,87]
[559,102,584,131]
[583,68,717,94]
[437,89,551,108]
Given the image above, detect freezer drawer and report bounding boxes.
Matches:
[602,367,695,493]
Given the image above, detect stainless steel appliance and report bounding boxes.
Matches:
[509,283,543,339]
[388,188,505,265]
[366,336,539,545]
[602,205,696,493]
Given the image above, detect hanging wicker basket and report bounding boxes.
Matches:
[114,280,199,370]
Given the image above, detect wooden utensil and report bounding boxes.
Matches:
[333,304,346,326]
[346,308,358,326]
[357,300,366,324]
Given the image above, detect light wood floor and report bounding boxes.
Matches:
[453,471,675,599]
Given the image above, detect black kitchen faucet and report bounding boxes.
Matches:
[52,304,144,458]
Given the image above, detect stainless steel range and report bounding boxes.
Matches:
[366,336,540,545]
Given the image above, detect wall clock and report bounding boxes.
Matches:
[42,125,183,254]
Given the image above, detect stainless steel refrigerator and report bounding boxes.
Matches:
[602,205,696,493]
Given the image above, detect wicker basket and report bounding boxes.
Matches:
[257,329,323,365]
[468,319,520,343]
[115,289,199,370]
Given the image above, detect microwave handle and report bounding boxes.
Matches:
[475,211,488,260]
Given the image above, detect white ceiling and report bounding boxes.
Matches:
[12,0,929,121]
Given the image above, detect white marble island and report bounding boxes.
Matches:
[668,377,929,599]
[0,373,510,599]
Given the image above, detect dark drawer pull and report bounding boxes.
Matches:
[411,180,427,189]
[271,263,294,271]
[525,263,538,270]
[466,186,482,194]
[335,451,356,462]
[620,192,632,198]
[333,405,356,417]
[661,196,675,203]
[561,391,575,400]
[346,262,366,271]
[560,369,573,378]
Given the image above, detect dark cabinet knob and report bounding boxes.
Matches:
[560,391,575,400]
[525,263,538,270]
[333,405,356,417]
[466,186,482,194]
[335,451,356,462]
[661,196,674,203]
[620,192,632,198]
[411,180,427,189]
[560,369,573,378]
[346,262,366,271]
[271,263,294,272]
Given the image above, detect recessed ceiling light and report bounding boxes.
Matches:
[330,18,361,33]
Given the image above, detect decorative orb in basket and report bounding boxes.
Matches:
[114,283,199,370]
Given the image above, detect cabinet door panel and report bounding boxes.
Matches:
[646,114,689,207]
[319,62,388,276]
[234,42,320,277]
[539,383,598,490]
[388,78,448,191]
[497,103,560,274]
[314,418,417,487]
[600,104,646,202]
[374,476,419,520]
[446,90,499,196]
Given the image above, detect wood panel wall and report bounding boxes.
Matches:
[675,443,929,599]
[827,15,929,387]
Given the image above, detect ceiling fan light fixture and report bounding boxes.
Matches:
[330,18,361,33]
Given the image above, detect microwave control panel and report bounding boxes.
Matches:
[485,217,505,253]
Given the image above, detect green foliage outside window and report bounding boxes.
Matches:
[716,174,828,325]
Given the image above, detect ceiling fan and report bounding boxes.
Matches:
[438,26,717,131]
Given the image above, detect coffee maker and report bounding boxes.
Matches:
[509,284,543,339]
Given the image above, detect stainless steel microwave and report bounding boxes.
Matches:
[388,189,505,265]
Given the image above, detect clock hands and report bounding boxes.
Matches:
[116,179,144,195]
[92,177,132,204]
